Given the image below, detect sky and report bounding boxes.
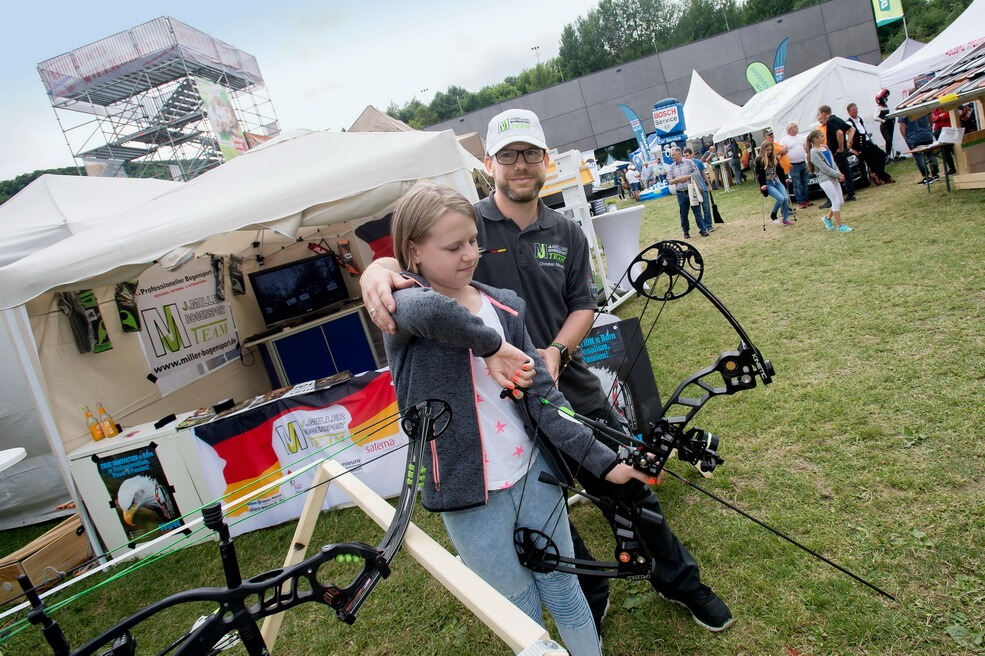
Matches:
[0,0,602,180]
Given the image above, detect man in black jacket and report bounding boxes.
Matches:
[818,105,857,201]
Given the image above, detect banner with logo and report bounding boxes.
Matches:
[136,257,240,396]
[191,371,405,537]
[195,77,248,161]
[872,0,904,27]
[745,62,777,93]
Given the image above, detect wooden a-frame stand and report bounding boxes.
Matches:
[259,459,568,656]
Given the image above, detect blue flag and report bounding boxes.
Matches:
[773,37,789,82]
[617,104,651,161]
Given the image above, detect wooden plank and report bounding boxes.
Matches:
[321,460,567,656]
[260,461,332,651]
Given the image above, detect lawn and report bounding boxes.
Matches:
[1,161,983,656]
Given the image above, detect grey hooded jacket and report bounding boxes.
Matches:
[384,275,618,512]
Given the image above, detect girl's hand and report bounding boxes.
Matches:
[604,463,656,486]
[760,185,767,191]
[485,342,535,398]
[838,174,845,182]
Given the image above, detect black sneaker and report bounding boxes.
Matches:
[659,585,734,632]
[819,199,832,209]
[683,233,690,239]
[930,174,941,181]
[917,177,930,185]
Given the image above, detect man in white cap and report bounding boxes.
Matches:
[360,108,734,635]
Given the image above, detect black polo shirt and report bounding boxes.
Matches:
[472,193,606,414]
[825,115,851,152]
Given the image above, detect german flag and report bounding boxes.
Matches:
[194,371,398,515]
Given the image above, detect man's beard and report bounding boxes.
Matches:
[496,170,545,203]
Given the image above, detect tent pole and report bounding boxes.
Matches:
[0,306,105,561]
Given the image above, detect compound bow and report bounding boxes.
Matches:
[18,399,451,656]
[512,240,893,600]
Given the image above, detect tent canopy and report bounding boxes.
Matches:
[713,57,882,143]
[0,129,480,309]
[683,70,741,140]
[347,105,414,132]
[878,38,926,71]
[0,175,177,268]
[879,0,985,90]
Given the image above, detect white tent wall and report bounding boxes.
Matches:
[0,314,71,529]
[683,70,742,141]
[713,58,886,149]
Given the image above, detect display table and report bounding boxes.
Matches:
[243,303,383,388]
[67,413,207,559]
[909,143,953,192]
[68,371,408,555]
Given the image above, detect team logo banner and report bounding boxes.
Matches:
[136,257,240,396]
[192,371,405,537]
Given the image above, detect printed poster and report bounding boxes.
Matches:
[136,257,241,396]
[580,317,662,435]
[192,371,406,537]
[94,444,183,544]
[195,77,248,161]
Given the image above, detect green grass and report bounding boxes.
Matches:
[2,162,983,655]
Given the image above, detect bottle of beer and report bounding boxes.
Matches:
[85,406,104,441]
[96,402,118,438]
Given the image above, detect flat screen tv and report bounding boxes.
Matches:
[248,253,349,328]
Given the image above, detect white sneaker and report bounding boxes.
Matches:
[772,218,781,225]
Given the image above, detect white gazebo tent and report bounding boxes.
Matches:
[713,57,885,147]
[0,129,480,548]
[0,175,178,528]
[683,70,741,140]
[879,0,985,95]
[877,38,925,72]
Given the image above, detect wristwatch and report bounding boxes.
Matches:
[550,342,571,368]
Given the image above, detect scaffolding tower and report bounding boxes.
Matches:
[38,16,280,181]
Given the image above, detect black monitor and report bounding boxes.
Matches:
[248,253,349,328]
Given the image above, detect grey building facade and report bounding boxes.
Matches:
[426,0,880,153]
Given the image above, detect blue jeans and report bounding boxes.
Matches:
[765,178,791,219]
[676,190,706,235]
[789,161,809,203]
[696,187,713,232]
[441,452,601,656]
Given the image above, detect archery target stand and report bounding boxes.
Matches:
[260,458,569,656]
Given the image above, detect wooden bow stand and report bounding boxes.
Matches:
[259,459,569,656]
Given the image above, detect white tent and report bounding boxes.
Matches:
[0,128,479,541]
[879,0,985,93]
[0,175,177,268]
[683,70,742,140]
[0,175,177,527]
[713,58,884,145]
[0,130,478,309]
[877,38,925,71]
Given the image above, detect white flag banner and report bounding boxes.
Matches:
[136,257,240,396]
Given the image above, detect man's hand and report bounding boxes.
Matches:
[359,260,413,335]
[536,346,561,383]
[604,463,656,486]
[485,342,535,399]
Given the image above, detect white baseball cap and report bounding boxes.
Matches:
[485,109,548,156]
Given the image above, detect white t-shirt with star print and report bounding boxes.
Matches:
[471,294,538,491]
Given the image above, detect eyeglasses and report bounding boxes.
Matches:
[494,148,546,165]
